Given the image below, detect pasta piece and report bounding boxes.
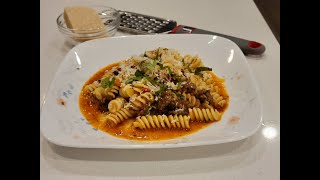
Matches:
[132,81,149,89]
[189,75,207,90]
[183,93,200,107]
[204,78,219,93]
[211,91,226,108]
[203,101,214,109]
[105,86,120,101]
[189,108,221,121]
[108,97,126,113]
[163,62,174,69]
[101,69,114,78]
[92,87,107,101]
[84,81,99,93]
[92,85,119,102]
[189,55,203,69]
[133,115,190,129]
[99,108,135,127]
[120,82,148,98]
[130,92,154,111]
[119,85,136,98]
[145,49,158,59]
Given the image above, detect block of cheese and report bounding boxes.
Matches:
[64,6,106,34]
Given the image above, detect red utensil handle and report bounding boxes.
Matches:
[170,25,266,56]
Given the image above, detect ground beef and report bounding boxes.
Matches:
[153,90,193,115]
[206,91,214,105]
[196,89,209,103]
[167,99,192,115]
[155,90,178,114]
[98,100,109,113]
[181,82,197,95]
[136,103,152,116]
[195,89,214,105]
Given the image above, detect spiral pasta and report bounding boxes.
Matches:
[99,107,135,127]
[105,86,120,101]
[145,49,158,59]
[132,81,149,89]
[189,108,221,121]
[130,92,154,111]
[108,97,126,113]
[189,75,208,90]
[84,81,100,93]
[133,115,190,129]
[211,91,226,108]
[202,101,214,109]
[190,56,203,69]
[204,78,219,93]
[119,85,136,98]
[183,93,200,107]
[92,87,107,101]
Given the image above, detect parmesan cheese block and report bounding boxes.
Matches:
[64,6,106,34]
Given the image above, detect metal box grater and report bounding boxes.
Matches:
[118,10,177,34]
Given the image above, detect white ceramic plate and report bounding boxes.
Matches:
[40,34,262,149]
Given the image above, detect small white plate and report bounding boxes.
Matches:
[40,34,262,149]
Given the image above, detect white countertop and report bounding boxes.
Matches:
[40,0,280,179]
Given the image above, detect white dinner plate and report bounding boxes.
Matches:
[40,34,262,149]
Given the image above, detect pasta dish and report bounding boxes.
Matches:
[79,48,229,140]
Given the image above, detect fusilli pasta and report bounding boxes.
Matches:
[84,81,100,93]
[130,92,154,111]
[189,108,221,121]
[183,93,200,107]
[133,115,190,129]
[105,86,120,101]
[211,91,226,108]
[108,97,126,113]
[99,107,135,127]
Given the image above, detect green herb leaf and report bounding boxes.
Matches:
[175,93,184,99]
[155,84,168,96]
[195,67,212,74]
[166,66,173,75]
[177,82,182,89]
[142,60,157,71]
[125,70,144,84]
[125,78,134,84]
[125,76,143,84]
[101,77,115,88]
[135,70,144,77]
[158,63,164,69]
[144,74,160,86]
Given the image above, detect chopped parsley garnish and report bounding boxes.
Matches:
[101,77,115,88]
[166,66,173,75]
[155,84,168,96]
[144,74,161,86]
[125,70,144,84]
[177,82,182,89]
[146,60,157,71]
[135,70,144,77]
[158,63,164,69]
[175,93,184,99]
[142,59,157,72]
[195,67,212,74]
[187,65,193,73]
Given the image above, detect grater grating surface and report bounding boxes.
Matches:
[118,10,177,34]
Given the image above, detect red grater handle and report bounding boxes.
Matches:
[170,25,266,56]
